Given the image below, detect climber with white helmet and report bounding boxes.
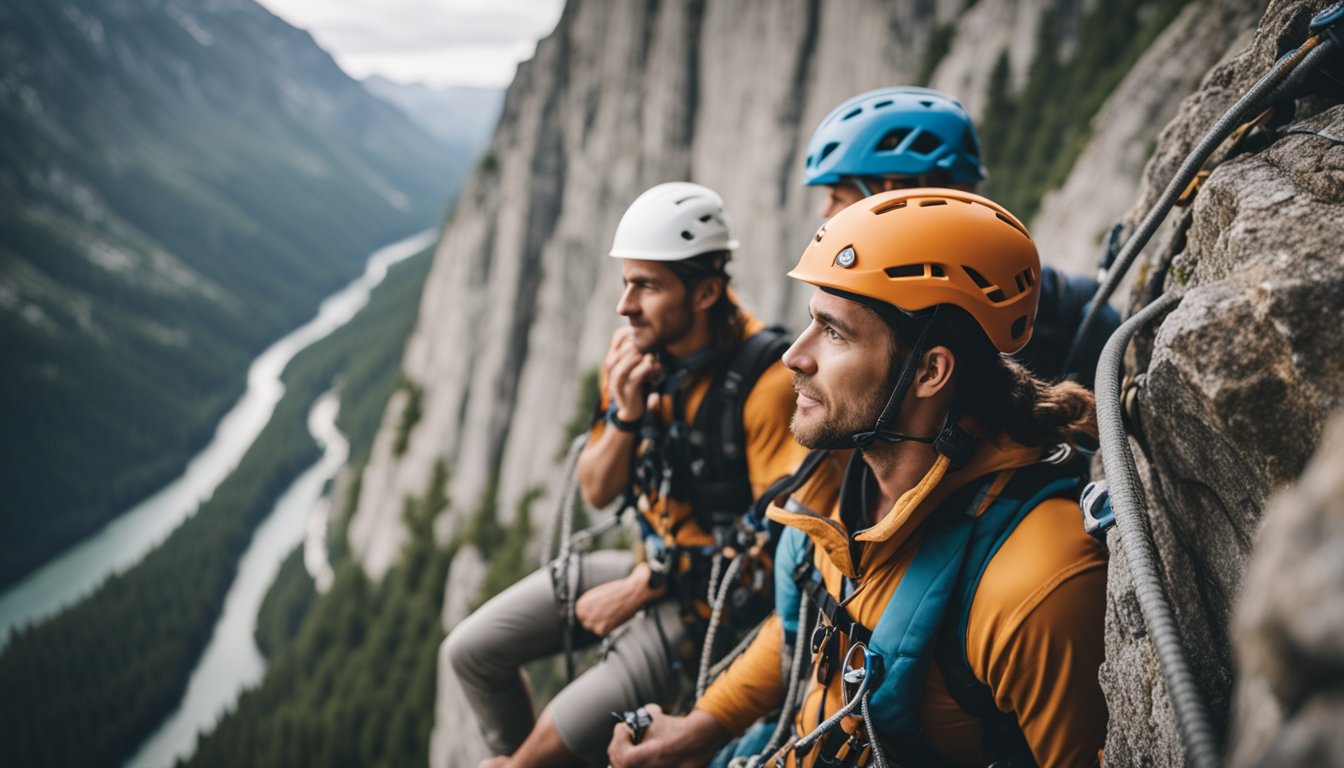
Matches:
[609,189,1109,768]
[447,182,827,767]
[802,86,1121,387]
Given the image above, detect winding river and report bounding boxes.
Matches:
[127,390,350,768]
[0,229,433,647]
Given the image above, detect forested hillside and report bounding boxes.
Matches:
[0,0,467,588]
[0,247,436,768]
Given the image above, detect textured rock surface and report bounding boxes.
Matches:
[1230,412,1344,768]
[1103,1,1344,763]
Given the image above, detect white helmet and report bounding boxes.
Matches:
[609,182,739,261]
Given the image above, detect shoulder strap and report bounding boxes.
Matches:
[696,325,791,467]
[683,326,791,531]
[932,462,1084,765]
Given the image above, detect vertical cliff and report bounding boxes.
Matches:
[328,0,1344,765]
[1097,0,1343,763]
[347,0,1252,579]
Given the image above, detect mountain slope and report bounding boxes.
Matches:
[0,0,469,587]
[363,76,504,160]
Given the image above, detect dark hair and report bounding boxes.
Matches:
[884,305,1096,447]
[666,250,743,349]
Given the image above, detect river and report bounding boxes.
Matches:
[127,390,349,768]
[0,228,434,646]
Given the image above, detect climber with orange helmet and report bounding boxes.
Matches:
[802,86,1121,387]
[447,182,817,767]
[609,189,1108,767]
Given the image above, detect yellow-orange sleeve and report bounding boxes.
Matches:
[697,614,787,734]
[741,361,807,497]
[968,497,1109,768]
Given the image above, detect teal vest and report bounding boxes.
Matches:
[779,456,1082,767]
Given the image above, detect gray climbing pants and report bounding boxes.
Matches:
[445,549,688,765]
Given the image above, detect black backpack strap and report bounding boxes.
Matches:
[685,326,792,532]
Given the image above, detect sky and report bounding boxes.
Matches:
[256,0,566,89]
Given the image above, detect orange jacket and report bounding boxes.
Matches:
[589,311,806,550]
[699,435,1108,767]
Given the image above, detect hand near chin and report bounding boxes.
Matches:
[605,332,661,423]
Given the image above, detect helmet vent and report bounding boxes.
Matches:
[962,265,992,289]
[873,199,907,215]
[1011,315,1028,339]
[918,199,947,207]
[819,142,840,163]
[699,214,713,223]
[995,212,1029,238]
[875,128,911,152]
[884,264,925,279]
[680,230,694,241]
[919,99,934,107]
[986,288,1007,303]
[1021,268,1035,286]
[910,132,943,154]
[1015,274,1026,292]
[931,264,947,278]
[843,107,863,121]
[963,131,980,157]
[873,99,893,109]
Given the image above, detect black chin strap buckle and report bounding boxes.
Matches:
[933,423,976,469]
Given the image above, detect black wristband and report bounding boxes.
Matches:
[606,405,641,434]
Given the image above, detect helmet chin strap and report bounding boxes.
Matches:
[851,306,978,468]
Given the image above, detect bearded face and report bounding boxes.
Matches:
[784,290,900,450]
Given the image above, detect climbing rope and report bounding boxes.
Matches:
[1062,22,1338,376]
[736,591,814,768]
[546,432,628,681]
[697,554,746,699]
[1097,293,1222,768]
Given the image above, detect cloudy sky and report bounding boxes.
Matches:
[257,0,566,88]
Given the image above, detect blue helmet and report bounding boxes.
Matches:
[802,86,987,187]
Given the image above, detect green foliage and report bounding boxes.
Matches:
[978,0,1191,222]
[187,465,455,768]
[255,547,318,659]
[0,0,465,588]
[0,249,432,768]
[393,377,424,457]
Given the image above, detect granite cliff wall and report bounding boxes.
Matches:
[332,0,1344,764]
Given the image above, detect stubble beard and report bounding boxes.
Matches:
[790,374,886,450]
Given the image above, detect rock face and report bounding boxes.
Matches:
[348,0,1252,579]
[1101,1,1344,763]
[1229,412,1344,768]
[337,0,1343,764]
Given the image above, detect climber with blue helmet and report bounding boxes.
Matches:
[801,86,1120,387]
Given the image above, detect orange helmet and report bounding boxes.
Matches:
[789,188,1040,354]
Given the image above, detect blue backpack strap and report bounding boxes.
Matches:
[932,463,1085,766]
[864,477,991,734]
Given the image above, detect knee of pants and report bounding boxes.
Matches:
[444,614,491,681]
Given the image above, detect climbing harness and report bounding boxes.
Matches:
[548,326,791,684]
[1062,6,1343,376]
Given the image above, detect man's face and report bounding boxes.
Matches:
[617,259,695,353]
[783,288,896,449]
[819,181,867,219]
